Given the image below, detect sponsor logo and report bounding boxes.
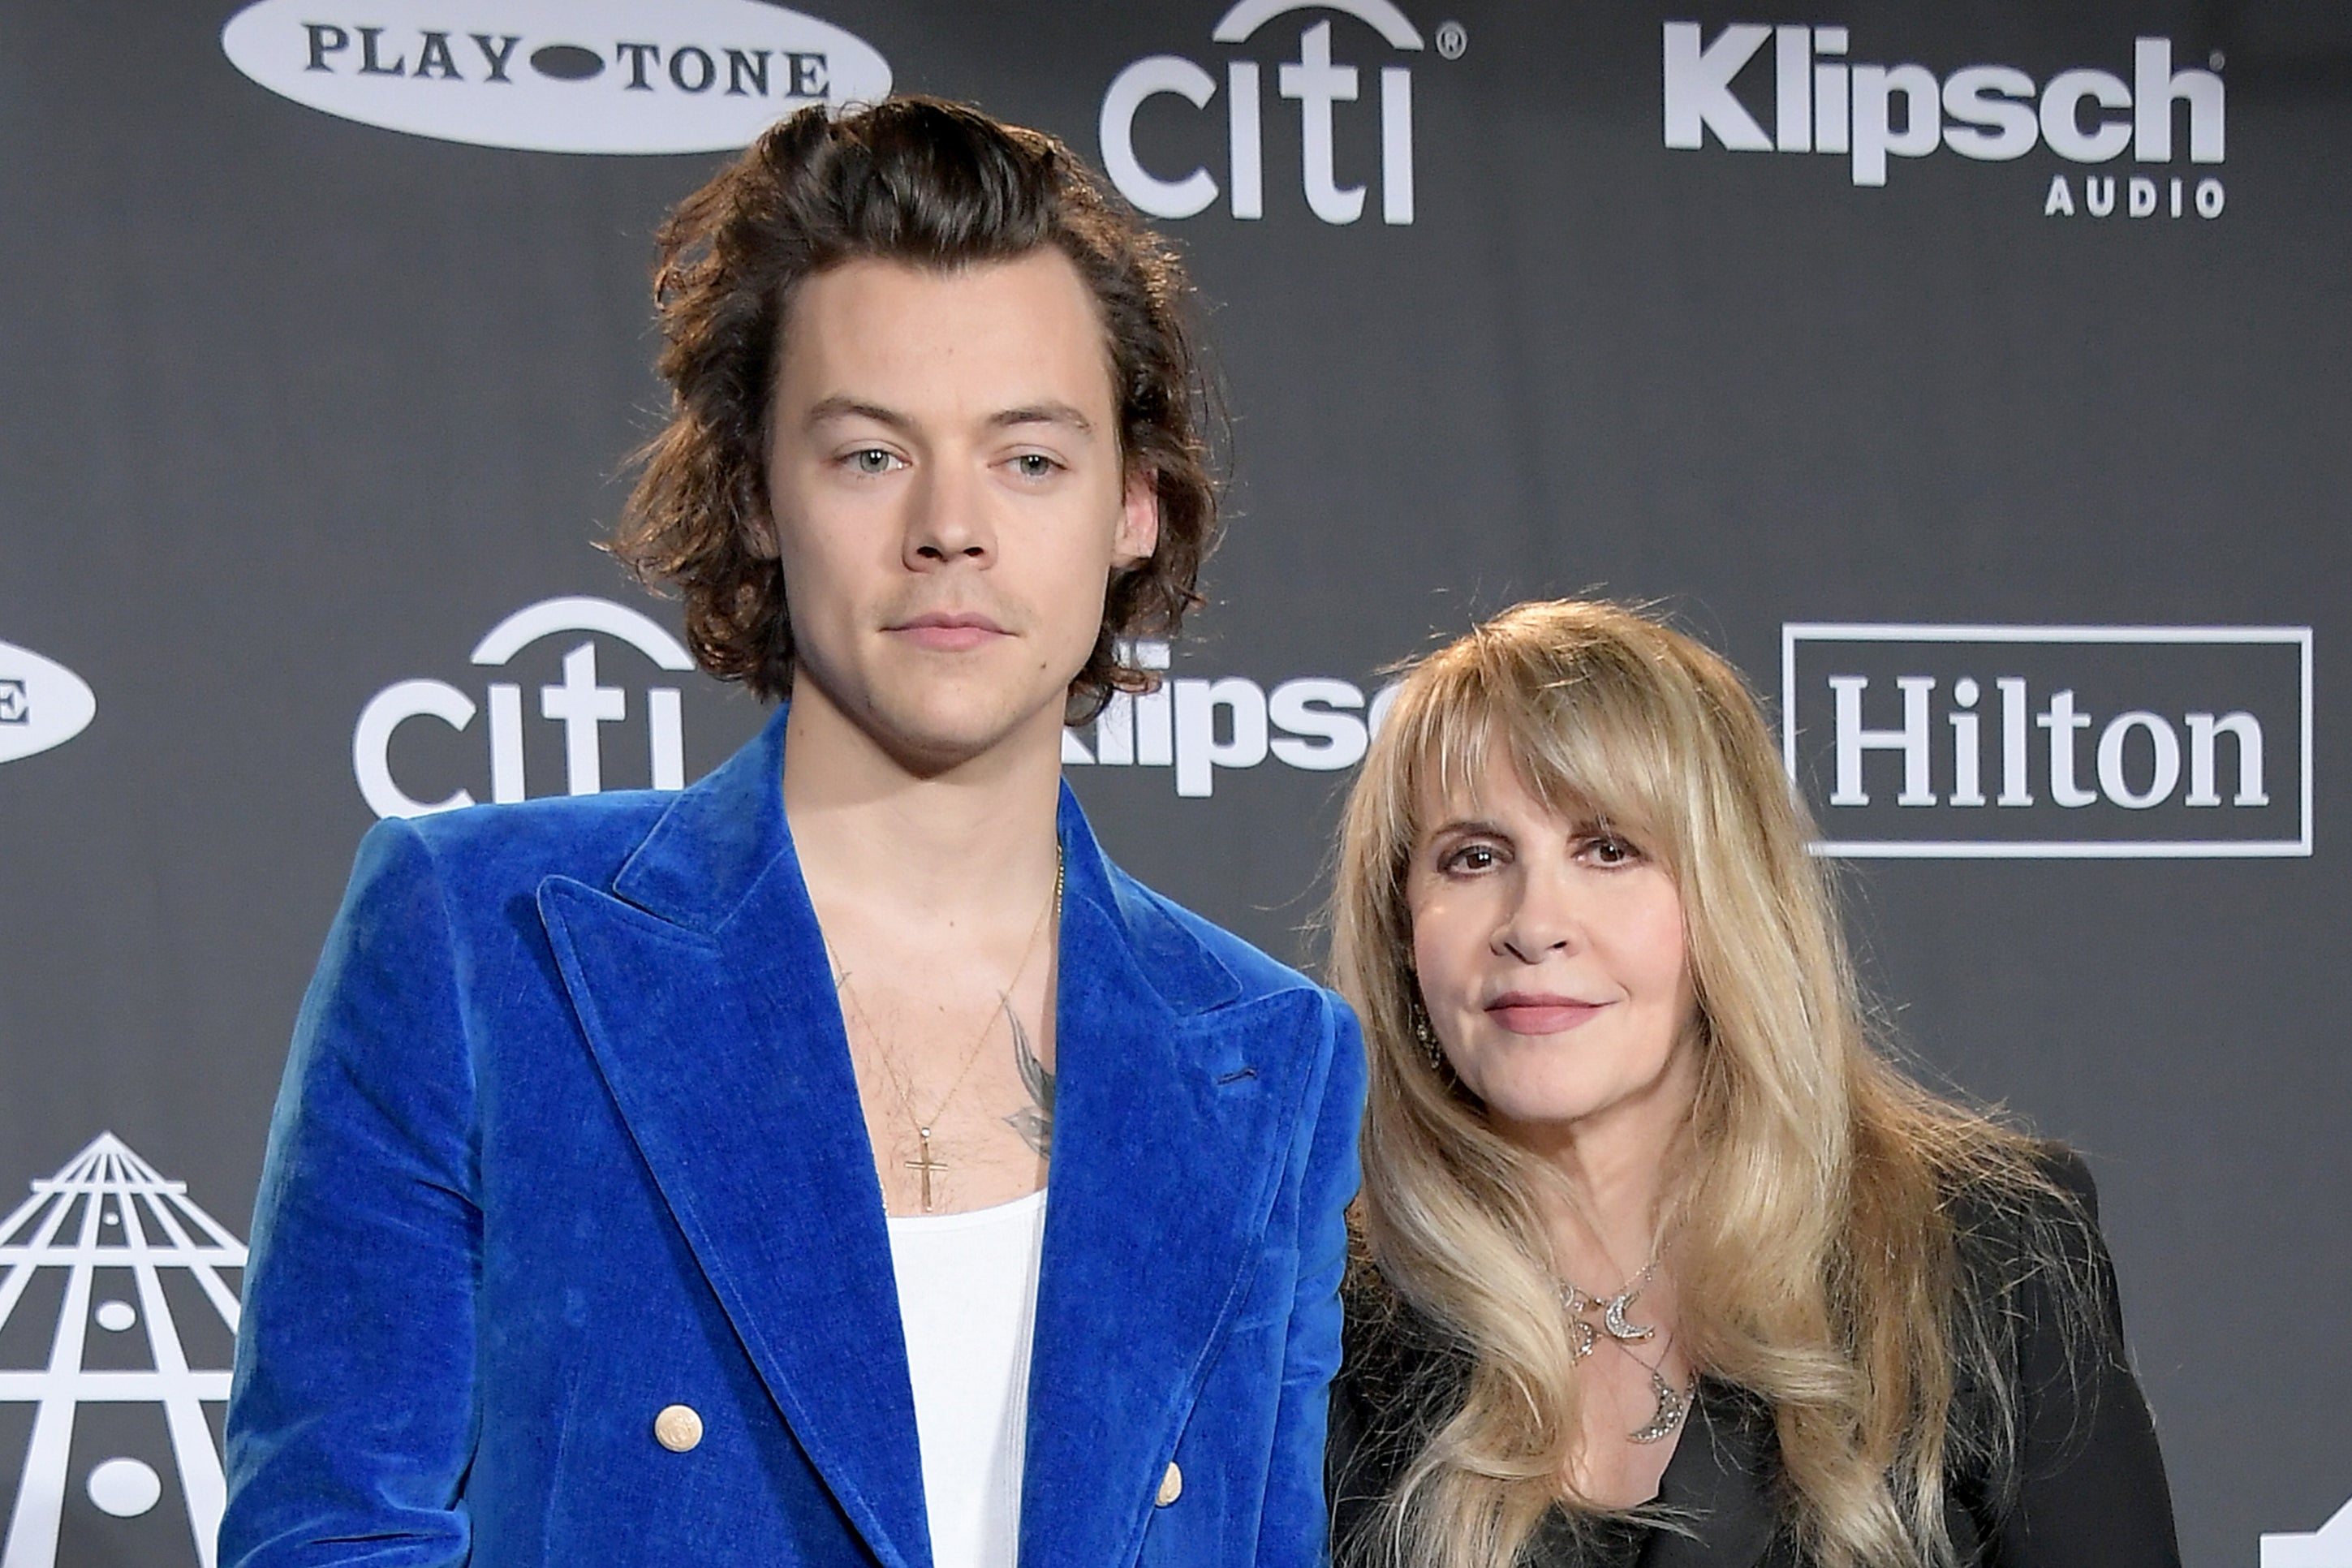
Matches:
[0,1134,247,1568]
[355,597,696,819]
[220,0,890,154]
[2266,1498,2352,1567]
[1101,0,1445,223]
[1664,23,2226,217]
[1782,624,2311,858]
[1062,641,1399,798]
[0,640,97,765]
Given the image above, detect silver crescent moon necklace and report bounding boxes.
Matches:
[1557,1256,1694,1444]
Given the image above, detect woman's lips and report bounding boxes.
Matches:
[1484,996,1607,1035]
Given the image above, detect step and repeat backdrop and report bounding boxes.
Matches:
[1,1,2346,1563]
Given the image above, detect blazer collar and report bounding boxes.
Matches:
[539,705,1302,1568]
[1640,1380,1781,1568]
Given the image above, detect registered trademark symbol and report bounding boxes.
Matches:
[2209,50,2225,69]
[1436,19,1468,59]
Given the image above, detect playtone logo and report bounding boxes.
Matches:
[1782,625,2311,858]
[355,597,695,819]
[1101,0,1437,224]
[1665,23,2225,213]
[1062,641,1398,798]
[220,0,890,154]
[0,639,96,765]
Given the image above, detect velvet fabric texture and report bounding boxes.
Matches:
[221,706,1366,1568]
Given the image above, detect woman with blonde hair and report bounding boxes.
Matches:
[1325,601,2178,1568]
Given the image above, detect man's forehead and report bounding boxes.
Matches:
[774,251,1118,415]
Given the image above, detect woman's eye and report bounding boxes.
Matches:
[1584,835,1638,866]
[847,449,900,476]
[1441,843,1501,874]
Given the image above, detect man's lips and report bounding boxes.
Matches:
[1483,993,1609,1036]
[888,612,1009,652]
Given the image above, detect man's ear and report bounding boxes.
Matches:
[1114,467,1161,567]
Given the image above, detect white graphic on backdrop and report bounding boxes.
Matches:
[2265,1497,2352,1567]
[1663,22,2225,214]
[0,1134,246,1568]
[1062,640,1401,799]
[355,597,696,820]
[1101,0,1445,223]
[0,643,95,767]
[220,0,890,154]
[1781,624,2311,859]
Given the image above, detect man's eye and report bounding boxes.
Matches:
[847,449,900,476]
[1010,453,1059,480]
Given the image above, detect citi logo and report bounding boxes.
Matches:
[355,597,694,820]
[1101,0,1455,224]
[1665,23,2225,210]
[220,0,890,155]
[1781,625,2311,859]
[1062,641,1397,798]
[0,640,97,765]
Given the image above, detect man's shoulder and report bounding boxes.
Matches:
[365,789,678,899]
[1096,860,1330,1012]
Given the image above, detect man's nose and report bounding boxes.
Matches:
[902,459,993,568]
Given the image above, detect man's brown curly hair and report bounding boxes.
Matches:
[610,96,1220,721]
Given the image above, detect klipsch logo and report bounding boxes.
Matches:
[0,1134,247,1568]
[0,640,96,765]
[220,0,890,154]
[1101,0,1458,223]
[1062,640,1398,798]
[2265,1497,2352,1566]
[1782,625,2311,858]
[1665,24,2226,218]
[355,597,695,819]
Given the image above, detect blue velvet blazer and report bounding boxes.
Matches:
[220,707,1366,1568]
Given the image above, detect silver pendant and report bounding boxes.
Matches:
[1628,1368,1692,1445]
[1569,1317,1596,1362]
[1602,1287,1656,1343]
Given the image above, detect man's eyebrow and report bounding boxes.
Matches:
[802,395,913,432]
[990,402,1094,433]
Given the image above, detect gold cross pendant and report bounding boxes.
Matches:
[905,1127,949,1213]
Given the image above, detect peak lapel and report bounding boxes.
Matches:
[536,710,928,1568]
[1019,800,1325,1568]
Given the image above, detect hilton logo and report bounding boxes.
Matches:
[0,1134,247,1568]
[2265,1497,2352,1566]
[1781,624,2311,858]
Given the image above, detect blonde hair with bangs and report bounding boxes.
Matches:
[1331,600,2084,1568]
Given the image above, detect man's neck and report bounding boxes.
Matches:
[779,680,1066,930]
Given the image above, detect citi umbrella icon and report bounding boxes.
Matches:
[0,1134,245,1568]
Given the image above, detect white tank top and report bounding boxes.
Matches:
[885,1188,1049,1568]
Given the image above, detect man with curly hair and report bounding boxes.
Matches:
[222,98,1363,1568]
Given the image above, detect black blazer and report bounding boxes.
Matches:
[1327,1153,2182,1568]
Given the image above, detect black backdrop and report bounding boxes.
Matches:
[2,2,2347,1564]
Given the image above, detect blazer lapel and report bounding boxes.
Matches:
[1640,1381,1781,1568]
[536,709,929,1568]
[1019,795,1326,1568]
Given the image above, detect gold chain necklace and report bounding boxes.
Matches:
[825,846,1064,1213]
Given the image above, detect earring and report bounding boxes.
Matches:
[1410,999,1444,1071]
